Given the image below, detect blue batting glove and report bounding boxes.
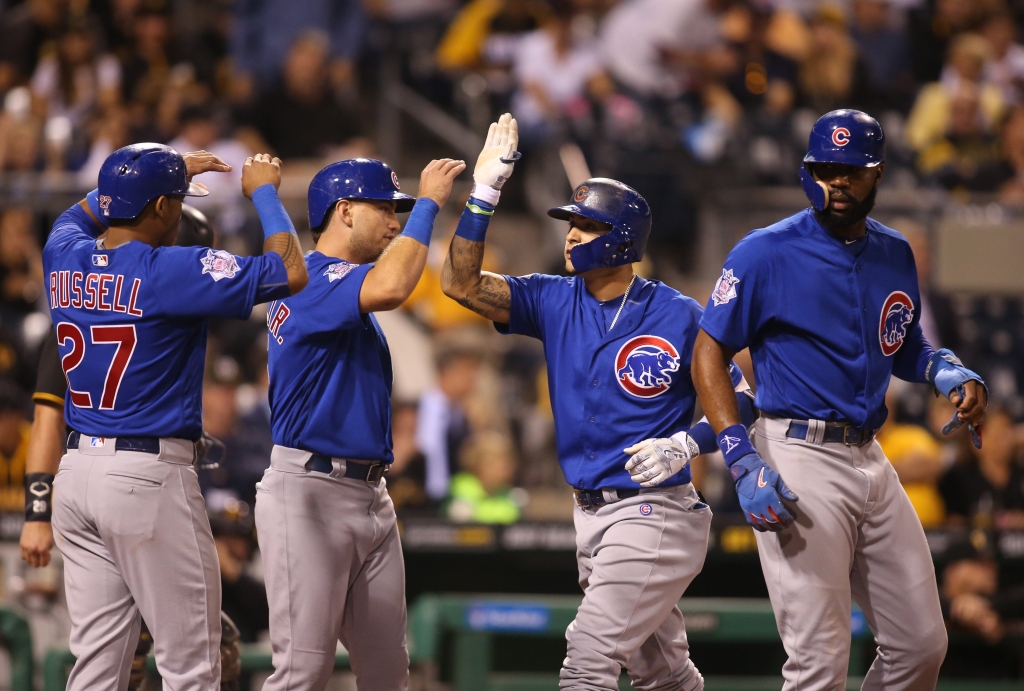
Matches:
[729,453,799,532]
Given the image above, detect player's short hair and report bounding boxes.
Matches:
[311,204,336,245]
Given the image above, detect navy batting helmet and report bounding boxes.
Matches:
[176,204,214,248]
[800,110,884,210]
[97,143,208,220]
[307,158,416,230]
[548,179,652,273]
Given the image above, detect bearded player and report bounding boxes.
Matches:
[692,109,987,690]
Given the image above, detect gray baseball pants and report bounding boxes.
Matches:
[752,417,947,691]
[255,445,408,691]
[52,436,221,691]
[561,483,712,691]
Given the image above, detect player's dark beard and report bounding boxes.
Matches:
[814,185,878,232]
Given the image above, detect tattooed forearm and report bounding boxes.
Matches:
[264,232,308,292]
[441,236,511,322]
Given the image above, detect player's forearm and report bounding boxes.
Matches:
[26,404,64,476]
[360,198,438,312]
[440,198,511,322]
[253,185,308,294]
[441,236,511,322]
[361,236,429,311]
[692,329,743,433]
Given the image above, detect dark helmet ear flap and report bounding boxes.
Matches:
[799,168,830,211]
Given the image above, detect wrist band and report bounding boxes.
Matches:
[471,183,500,206]
[25,473,55,522]
[454,197,495,243]
[717,424,756,467]
[400,198,440,247]
[686,421,718,456]
[251,185,296,240]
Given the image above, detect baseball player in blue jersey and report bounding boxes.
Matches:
[441,114,755,691]
[257,154,464,691]
[44,144,308,691]
[692,110,988,691]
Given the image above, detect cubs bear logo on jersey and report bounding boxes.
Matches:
[200,249,240,281]
[615,335,680,398]
[879,291,914,356]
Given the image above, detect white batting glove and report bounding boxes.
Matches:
[624,433,700,488]
[472,113,520,205]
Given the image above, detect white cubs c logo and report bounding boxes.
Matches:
[832,127,851,146]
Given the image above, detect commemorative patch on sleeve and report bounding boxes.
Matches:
[712,268,740,306]
[324,262,357,282]
[200,249,240,281]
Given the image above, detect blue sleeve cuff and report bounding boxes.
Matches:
[86,189,110,230]
[454,197,495,243]
[251,185,296,240]
[400,198,440,247]
[688,421,718,455]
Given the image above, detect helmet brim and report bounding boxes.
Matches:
[547,203,618,229]
[184,181,211,197]
[803,153,883,168]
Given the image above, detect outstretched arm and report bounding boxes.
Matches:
[441,237,512,323]
[242,153,308,296]
[441,113,520,323]
[360,158,465,313]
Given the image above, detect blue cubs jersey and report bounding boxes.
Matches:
[699,209,934,430]
[267,252,393,462]
[43,202,290,440]
[499,274,742,490]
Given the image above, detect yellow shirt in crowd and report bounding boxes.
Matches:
[876,423,946,528]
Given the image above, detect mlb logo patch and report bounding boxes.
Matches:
[200,249,240,281]
[879,291,915,356]
[615,335,680,399]
[639,503,653,516]
[92,254,108,267]
[324,261,356,283]
[712,268,740,306]
[89,437,106,448]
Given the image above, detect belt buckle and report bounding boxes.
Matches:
[366,463,388,485]
[843,426,863,446]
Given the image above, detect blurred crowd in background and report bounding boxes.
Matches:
[0,0,1019,656]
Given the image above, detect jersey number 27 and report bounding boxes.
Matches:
[56,323,137,410]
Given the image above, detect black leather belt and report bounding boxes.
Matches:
[67,431,161,454]
[308,454,389,484]
[785,421,876,446]
[574,488,640,508]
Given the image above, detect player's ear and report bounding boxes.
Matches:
[336,200,354,228]
[874,162,885,185]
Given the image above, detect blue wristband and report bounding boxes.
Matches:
[454,197,495,243]
[400,198,440,247]
[717,424,756,467]
[251,184,295,240]
[688,421,718,456]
